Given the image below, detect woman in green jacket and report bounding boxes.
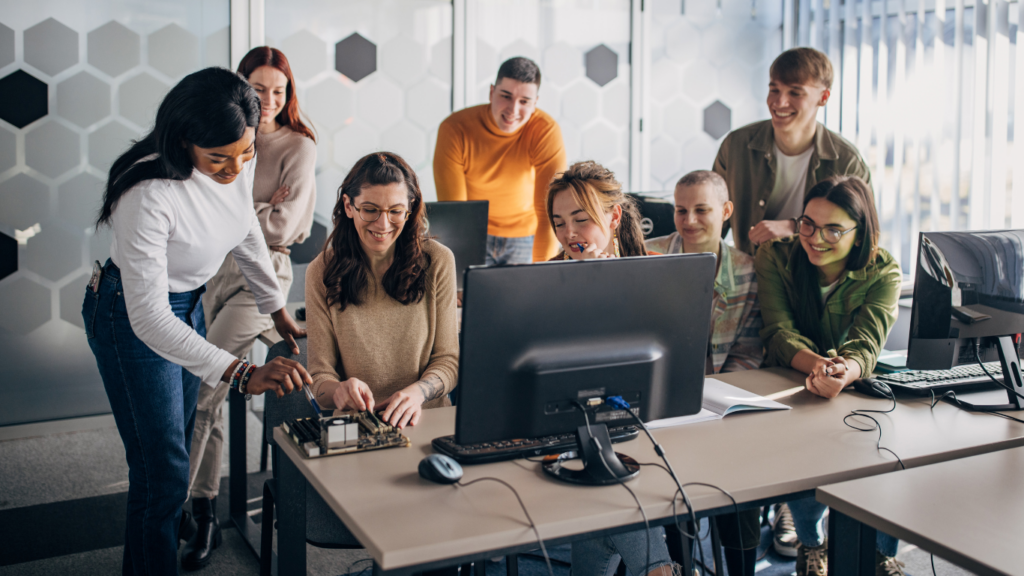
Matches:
[755,175,903,575]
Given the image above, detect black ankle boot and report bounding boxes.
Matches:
[178,510,197,545]
[182,497,221,571]
[723,546,757,576]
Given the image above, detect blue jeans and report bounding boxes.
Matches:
[485,234,534,265]
[788,497,899,557]
[84,260,206,576]
[572,527,672,576]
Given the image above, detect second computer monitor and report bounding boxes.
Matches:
[424,201,488,290]
[455,253,716,445]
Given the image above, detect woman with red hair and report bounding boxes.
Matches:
[181,47,318,570]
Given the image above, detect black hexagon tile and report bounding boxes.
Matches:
[703,100,732,140]
[0,70,48,128]
[335,33,377,83]
[0,230,16,282]
[585,44,618,87]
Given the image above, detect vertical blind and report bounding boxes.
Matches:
[793,0,1023,274]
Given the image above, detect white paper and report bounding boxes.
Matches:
[645,378,791,429]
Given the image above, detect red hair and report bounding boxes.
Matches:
[237,47,317,143]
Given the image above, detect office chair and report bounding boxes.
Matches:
[626,193,676,239]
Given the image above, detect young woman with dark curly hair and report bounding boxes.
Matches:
[305,152,459,429]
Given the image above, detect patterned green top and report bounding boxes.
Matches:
[754,236,902,376]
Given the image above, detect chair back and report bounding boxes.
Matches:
[627,193,676,239]
[264,337,315,448]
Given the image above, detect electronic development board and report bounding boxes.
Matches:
[282,410,411,458]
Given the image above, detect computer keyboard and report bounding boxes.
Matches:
[875,361,1004,394]
[431,425,639,464]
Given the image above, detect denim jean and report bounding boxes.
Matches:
[485,234,534,266]
[788,497,899,557]
[84,260,206,576]
[572,527,672,576]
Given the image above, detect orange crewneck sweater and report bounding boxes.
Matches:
[433,104,566,261]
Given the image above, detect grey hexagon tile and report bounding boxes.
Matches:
[58,172,104,230]
[0,128,15,173]
[355,76,403,131]
[585,45,618,88]
[26,121,81,179]
[88,120,136,174]
[702,21,762,68]
[476,40,498,86]
[335,33,377,83]
[314,165,345,219]
[282,30,327,82]
[429,38,451,83]
[650,136,682,184]
[89,226,112,263]
[406,78,450,131]
[663,97,699,141]
[682,60,717,104]
[148,24,199,79]
[304,77,354,131]
[560,81,600,128]
[380,37,426,87]
[0,173,50,230]
[380,120,426,168]
[24,220,83,281]
[560,122,581,164]
[681,135,716,174]
[0,230,16,281]
[118,73,169,128]
[543,43,583,88]
[57,72,111,128]
[0,70,49,128]
[205,27,230,69]
[333,122,379,174]
[602,82,630,128]
[581,122,619,164]
[499,40,540,65]
[650,59,682,104]
[24,18,79,77]
[703,100,732,140]
[719,62,754,104]
[87,21,140,78]
[60,271,91,329]
[0,276,51,334]
[664,20,701,66]
[0,24,13,69]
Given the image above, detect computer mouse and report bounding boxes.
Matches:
[418,454,463,484]
[852,378,893,399]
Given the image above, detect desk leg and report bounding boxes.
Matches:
[277,447,307,575]
[827,509,874,576]
[505,554,518,576]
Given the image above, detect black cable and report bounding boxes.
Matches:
[974,342,1024,402]
[571,401,653,576]
[843,388,906,470]
[344,557,373,576]
[929,389,1024,424]
[931,553,938,576]
[456,477,554,576]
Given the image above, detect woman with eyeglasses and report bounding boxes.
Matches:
[305,152,459,429]
[754,175,903,574]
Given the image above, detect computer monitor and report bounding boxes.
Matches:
[455,253,716,484]
[424,201,488,289]
[907,229,1024,410]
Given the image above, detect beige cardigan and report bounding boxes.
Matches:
[305,240,459,408]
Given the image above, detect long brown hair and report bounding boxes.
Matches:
[546,161,648,258]
[322,152,429,311]
[237,47,316,142]
[791,175,880,347]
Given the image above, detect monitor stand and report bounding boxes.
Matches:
[951,335,1024,412]
[542,424,640,486]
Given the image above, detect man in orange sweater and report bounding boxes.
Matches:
[433,57,567,263]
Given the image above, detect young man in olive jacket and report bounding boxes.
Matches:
[713,47,871,257]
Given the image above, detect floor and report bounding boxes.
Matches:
[0,404,976,576]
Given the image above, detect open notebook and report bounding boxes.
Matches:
[646,378,791,430]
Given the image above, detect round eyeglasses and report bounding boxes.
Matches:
[355,205,410,225]
[797,216,857,244]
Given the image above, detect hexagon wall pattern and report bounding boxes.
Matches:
[0,231,16,282]
[281,30,327,82]
[25,121,81,178]
[0,128,15,173]
[119,73,170,128]
[585,45,618,87]
[703,100,732,140]
[0,71,48,128]
[88,21,141,78]
[0,277,51,334]
[58,72,111,128]
[24,221,83,282]
[0,173,50,230]
[148,24,199,79]
[0,24,13,68]
[24,18,78,77]
[335,33,377,82]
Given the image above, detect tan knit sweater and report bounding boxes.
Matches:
[305,240,459,409]
[253,126,317,247]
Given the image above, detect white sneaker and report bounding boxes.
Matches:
[771,503,798,557]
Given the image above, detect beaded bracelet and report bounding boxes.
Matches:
[239,362,256,400]
[229,360,251,392]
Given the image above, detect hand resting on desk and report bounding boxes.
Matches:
[793,350,862,399]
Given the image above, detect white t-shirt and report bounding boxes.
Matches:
[764,142,814,222]
[109,156,285,386]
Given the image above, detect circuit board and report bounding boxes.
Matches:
[282,410,411,458]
